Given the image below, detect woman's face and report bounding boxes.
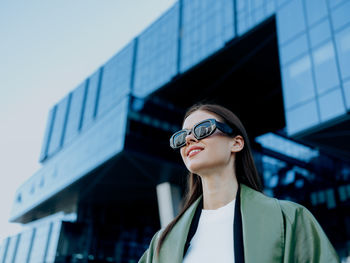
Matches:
[180,110,241,175]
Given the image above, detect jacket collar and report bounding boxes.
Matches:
[183,184,244,262]
[158,184,284,263]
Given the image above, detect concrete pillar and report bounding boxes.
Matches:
[156,182,182,228]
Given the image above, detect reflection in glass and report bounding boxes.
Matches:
[312,42,340,95]
[282,55,315,109]
[276,0,306,45]
[335,26,350,80]
[286,100,319,134]
[318,88,345,121]
[343,79,350,109]
[256,132,319,162]
[309,19,331,48]
[304,0,327,27]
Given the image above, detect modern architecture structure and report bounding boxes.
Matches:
[1,0,350,262]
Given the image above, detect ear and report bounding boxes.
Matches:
[231,135,244,153]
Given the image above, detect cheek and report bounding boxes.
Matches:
[180,148,186,161]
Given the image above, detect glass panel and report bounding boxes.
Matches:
[335,25,350,80]
[4,235,20,263]
[237,0,247,12]
[279,33,308,66]
[329,0,347,9]
[14,229,34,263]
[266,0,276,16]
[134,4,179,98]
[98,42,134,116]
[276,0,306,45]
[0,238,10,262]
[223,0,235,41]
[180,0,235,72]
[277,0,290,8]
[63,82,86,145]
[342,79,350,109]
[253,7,264,24]
[286,99,319,135]
[28,223,51,263]
[281,55,315,109]
[59,97,129,185]
[304,0,328,26]
[312,41,340,95]
[246,12,254,31]
[81,69,101,130]
[237,12,248,35]
[330,0,350,31]
[252,0,264,10]
[45,221,62,263]
[318,88,345,121]
[39,107,56,162]
[47,95,70,156]
[309,19,332,48]
[255,133,319,162]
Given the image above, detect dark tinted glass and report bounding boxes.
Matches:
[194,121,213,137]
[173,131,187,148]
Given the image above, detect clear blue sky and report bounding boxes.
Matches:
[0,0,176,242]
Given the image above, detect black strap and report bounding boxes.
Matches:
[234,185,245,263]
[183,186,245,263]
[183,198,203,255]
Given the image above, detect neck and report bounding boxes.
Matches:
[199,161,238,210]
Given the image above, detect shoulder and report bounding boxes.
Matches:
[240,184,320,229]
[240,184,281,210]
[278,199,316,225]
[277,200,340,262]
[240,184,311,219]
[138,229,164,263]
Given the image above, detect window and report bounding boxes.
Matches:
[304,0,328,27]
[276,0,306,45]
[279,33,308,66]
[312,41,340,95]
[282,55,315,109]
[286,99,319,135]
[331,1,350,31]
[335,25,350,80]
[318,88,346,121]
[309,19,332,48]
[342,79,350,109]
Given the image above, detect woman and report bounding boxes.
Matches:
[139,103,339,263]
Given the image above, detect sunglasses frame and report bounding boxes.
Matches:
[170,118,234,149]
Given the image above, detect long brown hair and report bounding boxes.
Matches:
[156,103,262,254]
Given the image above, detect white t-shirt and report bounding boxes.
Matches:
[183,198,236,263]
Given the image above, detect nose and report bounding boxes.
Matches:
[185,131,197,145]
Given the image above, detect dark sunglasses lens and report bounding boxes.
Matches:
[194,121,213,138]
[173,131,187,148]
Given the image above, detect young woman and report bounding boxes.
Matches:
[139,103,339,263]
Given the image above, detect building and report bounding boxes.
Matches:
[1,0,350,262]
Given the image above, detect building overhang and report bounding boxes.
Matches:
[293,114,350,161]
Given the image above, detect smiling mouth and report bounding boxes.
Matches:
[188,149,202,157]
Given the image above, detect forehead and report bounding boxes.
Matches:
[182,110,222,129]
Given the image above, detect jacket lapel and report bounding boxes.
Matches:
[158,184,284,263]
[158,197,202,263]
[183,185,245,263]
[240,184,284,263]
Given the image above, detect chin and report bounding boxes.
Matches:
[186,159,209,174]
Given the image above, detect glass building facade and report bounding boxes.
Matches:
[1,0,350,262]
[36,0,350,163]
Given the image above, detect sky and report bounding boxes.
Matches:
[0,0,177,242]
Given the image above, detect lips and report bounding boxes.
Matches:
[186,146,204,157]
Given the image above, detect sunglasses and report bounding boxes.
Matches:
[170,118,234,149]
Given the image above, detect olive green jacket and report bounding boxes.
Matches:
[139,184,340,263]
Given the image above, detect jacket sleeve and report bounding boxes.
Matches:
[279,200,340,263]
[138,231,161,263]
